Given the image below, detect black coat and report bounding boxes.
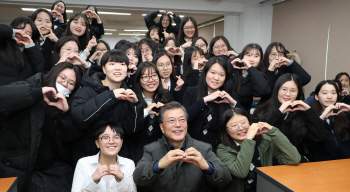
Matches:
[0,24,45,86]
[39,37,56,72]
[70,65,144,164]
[0,73,80,191]
[182,86,244,151]
[168,76,188,103]
[89,21,105,39]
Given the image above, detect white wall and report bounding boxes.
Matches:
[100,35,140,49]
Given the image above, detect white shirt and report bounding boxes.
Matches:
[142,92,153,118]
[71,153,137,192]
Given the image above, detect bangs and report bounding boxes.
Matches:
[245,48,260,56]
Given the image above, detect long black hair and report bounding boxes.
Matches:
[206,35,234,59]
[132,61,170,108]
[335,72,350,93]
[138,38,159,56]
[31,8,55,31]
[42,62,83,117]
[0,17,39,71]
[177,16,198,45]
[152,51,176,81]
[50,36,80,67]
[89,39,111,60]
[158,13,173,42]
[262,42,288,77]
[182,46,204,84]
[65,13,90,51]
[163,38,182,68]
[311,80,350,141]
[218,108,262,151]
[51,1,67,24]
[85,5,103,39]
[197,56,235,117]
[120,42,142,66]
[252,73,307,146]
[192,36,208,55]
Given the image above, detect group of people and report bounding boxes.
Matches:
[1,1,350,192]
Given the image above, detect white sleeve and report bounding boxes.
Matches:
[71,160,99,192]
[117,162,137,192]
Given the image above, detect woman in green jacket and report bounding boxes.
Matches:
[217,108,301,192]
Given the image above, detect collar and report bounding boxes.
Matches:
[142,92,153,105]
[184,38,191,42]
[92,152,123,166]
[234,140,241,147]
[208,89,219,96]
[166,137,186,151]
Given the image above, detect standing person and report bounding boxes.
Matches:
[177,16,198,50]
[335,72,350,104]
[231,43,270,112]
[251,73,325,162]
[120,42,141,88]
[182,57,244,151]
[309,80,350,162]
[72,123,137,192]
[206,36,238,60]
[217,108,300,192]
[153,52,186,102]
[31,8,59,71]
[260,42,311,103]
[83,5,105,40]
[163,38,183,76]
[129,61,172,164]
[0,17,44,86]
[182,46,207,87]
[88,39,110,65]
[0,62,83,192]
[133,101,232,192]
[138,38,158,62]
[70,50,144,165]
[192,36,208,57]
[51,1,67,29]
[144,10,181,44]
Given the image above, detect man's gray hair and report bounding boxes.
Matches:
[159,101,188,124]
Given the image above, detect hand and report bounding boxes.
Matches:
[161,78,169,90]
[193,59,207,70]
[113,88,127,100]
[256,122,273,135]
[181,42,192,49]
[40,27,58,42]
[227,50,238,58]
[167,11,173,16]
[151,32,159,42]
[182,147,209,170]
[290,100,310,112]
[146,102,164,116]
[245,123,260,140]
[342,88,349,96]
[127,64,137,75]
[109,164,124,181]
[268,59,280,70]
[92,165,109,183]
[231,58,251,70]
[203,91,222,103]
[142,54,153,62]
[175,76,184,91]
[51,10,64,23]
[163,31,170,39]
[159,10,167,15]
[158,149,185,169]
[335,103,350,115]
[67,54,90,68]
[89,51,102,61]
[43,92,69,112]
[320,104,337,120]
[87,36,97,51]
[279,101,293,114]
[278,57,291,66]
[14,30,33,46]
[124,89,138,103]
[212,91,237,106]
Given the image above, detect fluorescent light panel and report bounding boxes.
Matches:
[104,29,117,31]
[124,29,148,32]
[119,33,145,36]
[104,33,113,35]
[98,11,131,15]
[21,8,73,13]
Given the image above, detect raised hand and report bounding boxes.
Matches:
[43,93,69,112]
[175,76,184,91]
[279,100,293,114]
[226,50,238,58]
[14,30,33,46]
[113,88,127,100]
[158,149,188,169]
[124,89,138,103]
[109,164,124,181]
[92,165,109,183]
[320,104,337,120]
[182,147,209,170]
[289,100,310,112]
[212,91,237,106]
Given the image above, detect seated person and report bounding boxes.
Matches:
[133,101,232,191]
[72,123,137,192]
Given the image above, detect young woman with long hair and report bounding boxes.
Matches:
[177,16,198,50]
[182,46,207,87]
[192,36,208,57]
[335,72,350,104]
[163,37,183,76]
[0,62,83,191]
[88,39,110,65]
[206,36,238,60]
[51,0,67,29]
[251,73,325,162]
[182,56,244,151]
[309,80,350,161]
[217,108,300,192]
[138,38,159,62]
[120,42,142,88]
[83,5,105,40]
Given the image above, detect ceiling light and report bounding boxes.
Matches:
[98,11,131,15]
[179,15,185,18]
[119,33,145,36]
[104,33,113,35]
[124,29,148,32]
[104,29,117,31]
[141,14,162,17]
[21,8,73,13]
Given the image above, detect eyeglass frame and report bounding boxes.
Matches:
[99,135,122,143]
[140,74,159,82]
[166,118,187,125]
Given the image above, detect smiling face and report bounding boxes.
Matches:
[269,46,284,64]
[96,42,108,53]
[55,68,76,92]
[190,51,205,67]
[54,2,65,14]
[212,39,228,56]
[69,17,86,38]
[315,83,337,109]
[15,23,33,46]
[339,75,350,89]
[125,48,139,66]
[195,39,207,54]
[162,15,170,28]
[34,11,52,35]
[59,41,79,59]
[156,55,172,79]
[206,63,226,93]
[140,43,152,61]
[278,81,298,104]
[160,108,188,145]
[183,20,195,40]
[95,126,123,157]
[226,114,250,144]
[140,67,159,95]
[102,60,128,85]
[243,48,261,67]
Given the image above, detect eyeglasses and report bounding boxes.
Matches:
[61,47,79,54]
[141,74,159,82]
[227,121,249,132]
[57,73,75,90]
[213,44,227,50]
[141,48,152,55]
[166,118,186,125]
[196,44,206,49]
[184,26,195,31]
[279,87,298,96]
[99,135,121,143]
[270,52,284,60]
[157,62,172,69]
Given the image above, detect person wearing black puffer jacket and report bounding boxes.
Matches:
[70,50,144,165]
[0,62,83,192]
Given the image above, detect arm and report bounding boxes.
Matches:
[0,23,14,40]
[302,108,326,142]
[182,89,207,123]
[263,108,285,126]
[286,60,311,86]
[121,99,144,135]
[268,127,301,165]
[204,146,232,186]
[56,110,82,143]
[187,69,200,87]
[171,14,181,34]
[71,160,99,192]
[265,69,277,94]
[133,146,160,186]
[144,11,159,29]
[247,67,270,96]
[23,44,45,74]
[117,161,137,192]
[96,22,105,36]
[217,141,255,179]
